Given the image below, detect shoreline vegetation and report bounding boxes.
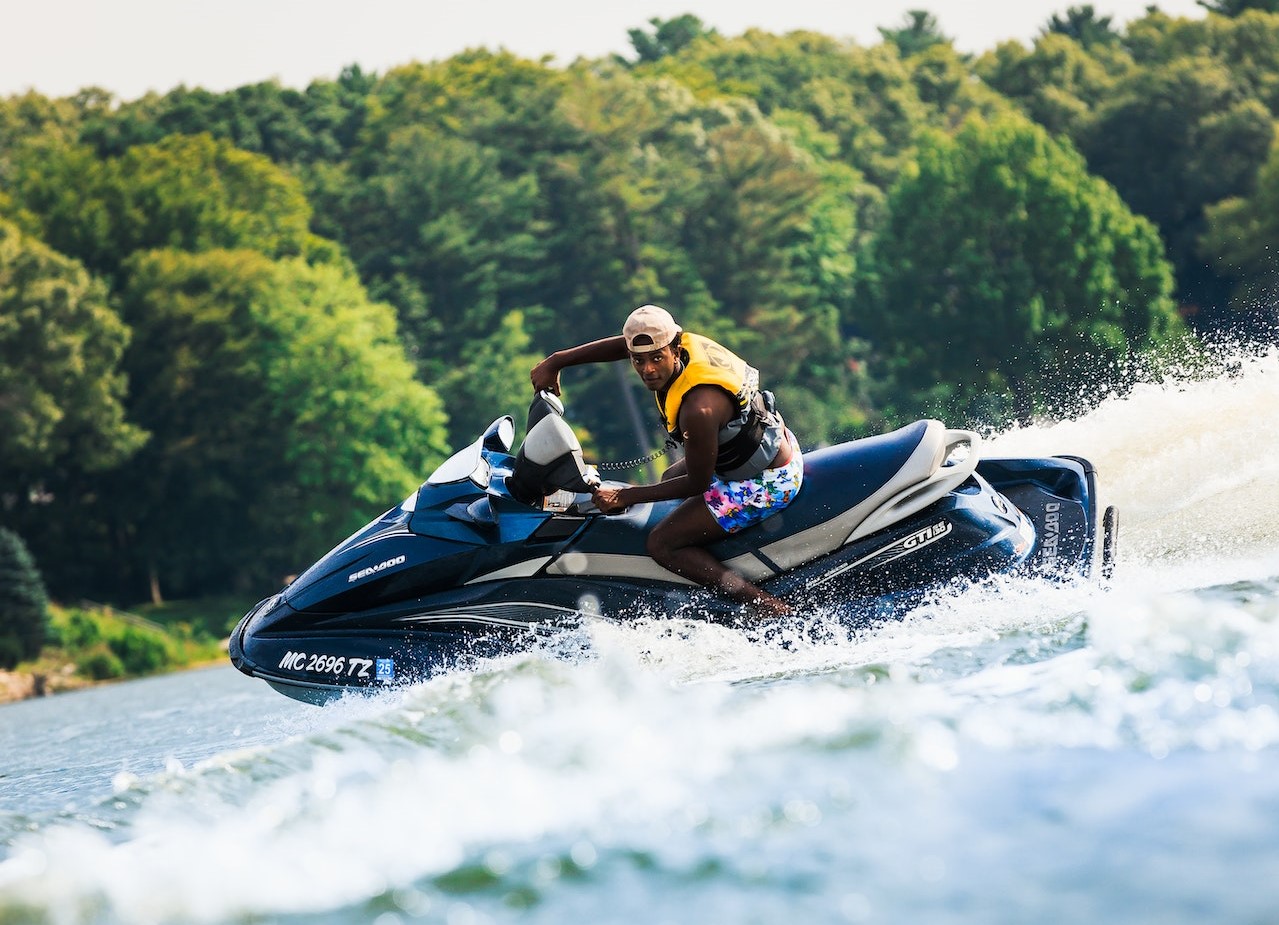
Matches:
[0,599,247,706]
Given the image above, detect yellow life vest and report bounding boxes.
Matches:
[657,333,757,435]
[656,333,786,479]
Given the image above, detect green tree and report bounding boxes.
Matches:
[323,126,548,375]
[1045,5,1120,47]
[6,133,320,282]
[1125,8,1279,115]
[1079,56,1275,319]
[100,249,450,601]
[639,27,854,115]
[0,220,146,496]
[529,68,715,461]
[357,51,576,172]
[879,10,951,58]
[0,527,48,669]
[437,309,544,441]
[862,114,1182,423]
[0,91,92,154]
[674,117,864,442]
[77,67,376,165]
[1197,0,1279,14]
[645,26,1005,194]
[1201,129,1279,326]
[0,90,122,193]
[627,14,717,64]
[975,33,1130,139]
[315,52,569,447]
[978,9,1279,325]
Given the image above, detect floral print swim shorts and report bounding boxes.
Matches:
[703,431,804,533]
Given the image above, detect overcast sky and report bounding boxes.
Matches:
[2,0,1209,101]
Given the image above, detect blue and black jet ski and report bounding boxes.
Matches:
[230,392,1116,703]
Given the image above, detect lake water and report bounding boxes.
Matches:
[2,347,1278,924]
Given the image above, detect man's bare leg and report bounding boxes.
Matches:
[646,497,790,617]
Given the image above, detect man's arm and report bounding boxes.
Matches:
[531,335,629,395]
[594,387,731,510]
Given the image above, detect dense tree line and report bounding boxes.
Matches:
[2,4,1276,609]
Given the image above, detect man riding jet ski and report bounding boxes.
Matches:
[531,305,800,616]
[229,379,1116,704]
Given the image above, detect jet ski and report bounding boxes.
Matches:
[229,392,1116,704]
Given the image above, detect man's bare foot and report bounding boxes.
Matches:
[750,593,792,618]
[713,570,791,620]
[717,593,791,628]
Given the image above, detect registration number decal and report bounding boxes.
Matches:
[278,651,375,679]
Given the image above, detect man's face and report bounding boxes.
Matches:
[629,344,680,392]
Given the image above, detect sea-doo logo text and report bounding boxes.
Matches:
[348,555,407,583]
[807,520,952,591]
[1040,502,1061,568]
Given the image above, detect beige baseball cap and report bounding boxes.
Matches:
[622,304,681,353]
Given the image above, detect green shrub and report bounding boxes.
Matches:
[48,609,103,649]
[0,635,25,669]
[77,643,125,680]
[109,624,174,675]
[0,528,49,668]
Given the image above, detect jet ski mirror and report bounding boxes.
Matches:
[427,437,491,486]
[506,391,600,507]
[482,416,516,453]
[426,416,515,487]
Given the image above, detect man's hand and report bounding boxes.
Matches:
[530,356,562,395]
[592,486,628,513]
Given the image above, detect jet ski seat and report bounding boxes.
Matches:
[710,419,980,569]
[506,394,979,580]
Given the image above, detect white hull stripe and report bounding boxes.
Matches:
[464,556,553,584]
[545,552,699,586]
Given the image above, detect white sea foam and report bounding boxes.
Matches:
[986,344,1279,567]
